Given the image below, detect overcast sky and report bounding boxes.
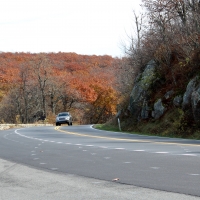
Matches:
[0,0,142,57]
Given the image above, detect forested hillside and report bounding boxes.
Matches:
[0,52,126,124]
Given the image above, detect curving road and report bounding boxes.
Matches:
[0,125,200,197]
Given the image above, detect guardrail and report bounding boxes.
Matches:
[0,124,53,130]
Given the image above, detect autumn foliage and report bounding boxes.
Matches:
[0,52,122,124]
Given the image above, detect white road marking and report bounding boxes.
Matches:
[31,154,36,156]
[104,157,110,159]
[151,167,160,169]
[75,144,82,146]
[124,162,131,164]
[51,168,58,171]
[133,150,145,152]
[155,152,169,154]
[189,174,200,176]
[40,163,46,165]
[13,128,200,158]
[91,153,96,155]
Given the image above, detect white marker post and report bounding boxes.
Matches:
[118,118,121,131]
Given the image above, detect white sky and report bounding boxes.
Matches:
[0,0,142,57]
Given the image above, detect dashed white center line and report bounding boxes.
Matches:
[104,157,110,159]
[40,163,46,165]
[50,141,55,143]
[51,168,58,171]
[91,153,96,155]
[151,167,160,169]
[189,174,200,176]
[182,154,197,156]
[155,152,169,154]
[124,162,131,164]
[99,146,108,149]
[31,154,36,156]
[75,144,82,146]
[57,142,63,144]
[66,143,71,145]
[133,150,145,152]
[115,148,125,150]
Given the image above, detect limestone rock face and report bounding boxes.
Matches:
[152,99,166,119]
[129,60,158,120]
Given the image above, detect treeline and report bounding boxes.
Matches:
[0,52,125,124]
[126,0,200,89]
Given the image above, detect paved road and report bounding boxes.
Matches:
[0,125,200,198]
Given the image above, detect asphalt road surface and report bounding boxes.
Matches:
[0,125,200,198]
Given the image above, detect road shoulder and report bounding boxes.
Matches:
[0,158,198,200]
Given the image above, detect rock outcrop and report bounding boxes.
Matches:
[152,99,166,119]
[128,60,200,124]
[129,60,158,120]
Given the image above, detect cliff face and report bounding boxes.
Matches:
[129,60,158,120]
[127,60,200,137]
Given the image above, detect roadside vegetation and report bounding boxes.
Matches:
[96,0,200,139]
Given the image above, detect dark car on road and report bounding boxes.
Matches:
[56,112,73,126]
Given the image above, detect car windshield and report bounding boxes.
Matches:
[58,113,69,117]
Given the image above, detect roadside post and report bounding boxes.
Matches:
[118,118,121,131]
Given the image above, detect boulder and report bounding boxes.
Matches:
[182,76,200,123]
[191,87,200,123]
[182,76,199,109]
[164,90,174,100]
[173,95,182,107]
[152,99,166,119]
